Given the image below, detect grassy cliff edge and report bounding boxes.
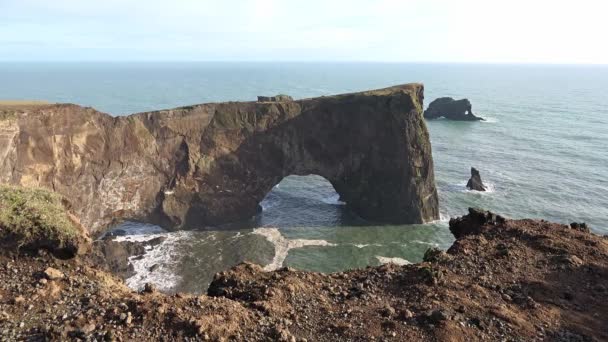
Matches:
[0,185,88,257]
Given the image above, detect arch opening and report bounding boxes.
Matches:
[257,174,359,228]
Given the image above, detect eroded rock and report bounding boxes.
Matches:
[43,267,64,280]
[0,84,439,233]
[424,97,483,121]
[466,167,486,191]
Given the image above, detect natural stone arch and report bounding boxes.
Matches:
[161,84,439,228]
[1,84,438,233]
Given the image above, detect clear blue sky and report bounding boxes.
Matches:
[1,0,607,63]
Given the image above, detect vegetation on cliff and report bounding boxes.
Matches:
[0,185,87,257]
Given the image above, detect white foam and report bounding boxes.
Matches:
[121,231,190,292]
[427,212,450,225]
[411,240,440,247]
[480,116,499,123]
[260,197,279,210]
[465,181,496,193]
[375,256,411,266]
[104,221,166,238]
[453,180,496,194]
[321,194,346,205]
[353,243,383,248]
[253,227,336,271]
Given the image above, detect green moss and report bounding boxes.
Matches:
[0,185,83,254]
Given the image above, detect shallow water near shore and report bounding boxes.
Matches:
[2,62,607,293]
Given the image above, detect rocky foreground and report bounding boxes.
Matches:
[1,206,606,341]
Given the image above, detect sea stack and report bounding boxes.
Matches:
[0,84,439,232]
[466,167,486,191]
[424,97,484,121]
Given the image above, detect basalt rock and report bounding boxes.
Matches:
[424,97,483,121]
[466,167,486,191]
[0,84,439,233]
[257,95,293,102]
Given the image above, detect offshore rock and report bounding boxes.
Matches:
[0,84,438,233]
[424,97,483,121]
[466,167,486,191]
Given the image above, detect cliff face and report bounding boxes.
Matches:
[0,84,438,233]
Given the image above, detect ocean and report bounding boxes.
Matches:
[1,62,607,293]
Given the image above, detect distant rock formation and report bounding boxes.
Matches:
[466,167,486,191]
[424,97,483,121]
[0,84,439,233]
[257,95,293,102]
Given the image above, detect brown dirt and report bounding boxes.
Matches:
[1,208,607,341]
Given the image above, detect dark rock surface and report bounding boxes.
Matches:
[2,206,607,341]
[466,167,486,191]
[257,95,293,102]
[424,97,483,121]
[0,84,439,233]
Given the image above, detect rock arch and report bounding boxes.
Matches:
[161,84,439,228]
[1,84,439,233]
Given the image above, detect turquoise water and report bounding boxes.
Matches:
[2,62,607,293]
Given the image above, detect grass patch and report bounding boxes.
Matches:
[0,185,86,257]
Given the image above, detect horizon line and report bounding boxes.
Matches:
[1,60,608,66]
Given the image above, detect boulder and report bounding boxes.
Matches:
[424,97,483,121]
[466,167,486,191]
[0,84,439,233]
[43,267,64,280]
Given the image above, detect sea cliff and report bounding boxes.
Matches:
[0,84,438,233]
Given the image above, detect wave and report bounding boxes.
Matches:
[100,221,166,239]
[427,212,450,225]
[411,240,440,247]
[445,181,496,194]
[480,116,499,123]
[321,194,346,205]
[352,243,384,248]
[120,231,191,292]
[253,227,336,271]
[375,256,411,266]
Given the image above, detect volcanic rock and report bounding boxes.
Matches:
[424,97,483,121]
[0,84,438,233]
[43,267,64,280]
[1,206,608,341]
[257,95,293,102]
[466,167,486,191]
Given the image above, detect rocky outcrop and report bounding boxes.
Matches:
[257,95,293,102]
[466,167,486,191]
[424,97,483,121]
[0,84,439,233]
[2,204,608,341]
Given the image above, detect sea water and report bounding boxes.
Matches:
[2,62,607,293]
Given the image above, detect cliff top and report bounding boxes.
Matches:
[0,100,50,109]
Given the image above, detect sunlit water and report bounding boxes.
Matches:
[2,62,607,293]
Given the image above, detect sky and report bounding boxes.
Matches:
[1,0,607,63]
